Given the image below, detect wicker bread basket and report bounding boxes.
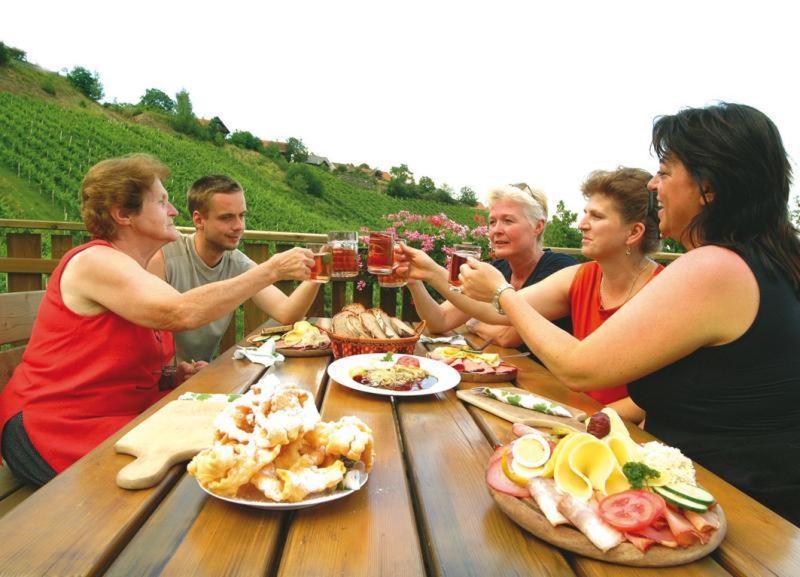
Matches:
[328,321,426,359]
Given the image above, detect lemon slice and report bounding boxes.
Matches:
[511,434,551,468]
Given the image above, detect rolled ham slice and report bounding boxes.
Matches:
[557,493,625,552]
[527,478,568,526]
[684,508,720,533]
[486,454,529,498]
[664,507,703,547]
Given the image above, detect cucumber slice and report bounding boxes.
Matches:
[661,482,715,505]
[652,486,709,512]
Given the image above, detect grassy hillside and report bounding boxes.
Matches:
[0,62,484,233]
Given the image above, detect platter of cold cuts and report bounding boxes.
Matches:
[428,347,518,383]
[486,408,726,566]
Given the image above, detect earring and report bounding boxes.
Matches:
[625,247,631,256]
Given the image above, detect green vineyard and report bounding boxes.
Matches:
[0,92,483,231]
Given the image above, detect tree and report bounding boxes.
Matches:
[417,176,436,197]
[390,164,414,185]
[285,137,308,163]
[172,89,200,136]
[0,42,26,66]
[543,200,582,248]
[229,130,263,152]
[432,184,456,204]
[793,194,800,228]
[66,66,104,101]
[459,186,478,206]
[139,88,175,113]
[264,142,282,160]
[286,164,323,197]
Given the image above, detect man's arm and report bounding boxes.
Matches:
[250,281,320,324]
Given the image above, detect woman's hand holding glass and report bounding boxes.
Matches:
[397,244,444,282]
[459,258,507,303]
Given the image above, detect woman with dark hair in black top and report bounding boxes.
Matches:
[458,102,800,525]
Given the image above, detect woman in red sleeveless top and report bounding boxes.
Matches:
[0,154,315,485]
[437,167,662,422]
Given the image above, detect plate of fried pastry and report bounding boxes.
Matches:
[188,376,374,509]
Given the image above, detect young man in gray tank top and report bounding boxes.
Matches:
[147,175,320,361]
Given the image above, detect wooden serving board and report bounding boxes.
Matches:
[114,400,226,490]
[457,386,586,431]
[490,487,727,566]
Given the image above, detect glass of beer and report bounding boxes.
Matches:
[307,243,333,283]
[328,231,359,278]
[449,243,481,292]
[378,243,409,288]
[367,231,394,275]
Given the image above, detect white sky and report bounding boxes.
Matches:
[2,1,798,213]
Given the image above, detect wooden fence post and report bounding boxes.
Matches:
[8,233,42,292]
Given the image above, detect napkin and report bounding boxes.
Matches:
[233,338,285,367]
[477,387,572,418]
[419,334,468,346]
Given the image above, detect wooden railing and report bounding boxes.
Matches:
[0,219,680,353]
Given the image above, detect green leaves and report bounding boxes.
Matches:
[622,462,661,489]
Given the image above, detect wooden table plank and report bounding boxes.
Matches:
[0,343,268,577]
[397,382,576,576]
[276,372,426,577]
[104,355,332,577]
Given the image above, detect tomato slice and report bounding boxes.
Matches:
[598,490,666,532]
[396,356,420,368]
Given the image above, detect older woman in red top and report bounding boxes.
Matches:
[0,154,314,486]
[431,167,661,422]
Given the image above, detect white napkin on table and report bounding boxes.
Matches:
[233,338,285,367]
[419,334,468,346]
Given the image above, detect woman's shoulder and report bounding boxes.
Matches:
[668,245,752,277]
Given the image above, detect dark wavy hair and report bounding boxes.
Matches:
[652,102,800,296]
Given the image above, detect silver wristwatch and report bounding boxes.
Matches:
[492,282,515,315]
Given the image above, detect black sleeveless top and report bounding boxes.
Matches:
[629,251,800,526]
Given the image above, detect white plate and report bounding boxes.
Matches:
[327,353,461,397]
[198,464,369,510]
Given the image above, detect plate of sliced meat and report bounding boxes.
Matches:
[485,411,727,566]
[428,346,518,382]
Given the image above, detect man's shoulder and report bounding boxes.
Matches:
[162,233,193,259]
[224,248,256,273]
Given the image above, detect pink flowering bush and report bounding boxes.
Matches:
[374,210,491,267]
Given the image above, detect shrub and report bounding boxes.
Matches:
[66,66,104,101]
[286,164,323,197]
[40,77,56,96]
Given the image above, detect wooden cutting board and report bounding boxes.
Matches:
[457,386,587,431]
[114,400,227,490]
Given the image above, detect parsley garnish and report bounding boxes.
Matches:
[381,351,394,362]
[623,462,661,489]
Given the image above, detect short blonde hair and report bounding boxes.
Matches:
[487,182,549,241]
[81,154,170,240]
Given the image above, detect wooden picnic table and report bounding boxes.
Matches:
[0,322,798,577]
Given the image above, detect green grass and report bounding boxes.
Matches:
[0,60,485,233]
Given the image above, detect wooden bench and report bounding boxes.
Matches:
[0,290,45,518]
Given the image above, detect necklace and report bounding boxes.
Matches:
[599,259,651,310]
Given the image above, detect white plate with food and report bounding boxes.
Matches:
[327,353,461,397]
[198,463,369,510]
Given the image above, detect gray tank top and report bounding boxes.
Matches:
[162,233,255,361]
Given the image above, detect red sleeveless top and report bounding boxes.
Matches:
[0,240,173,472]
[568,261,663,405]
